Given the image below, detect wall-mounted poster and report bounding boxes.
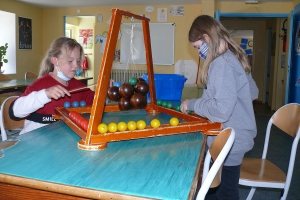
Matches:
[18,16,32,50]
[79,29,93,49]
[157,8,167,22]
[170,5,184,16]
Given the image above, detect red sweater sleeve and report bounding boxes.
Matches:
[20,74,95,115]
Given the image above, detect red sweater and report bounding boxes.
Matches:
[9,74,95,134]
[20,74,94,115]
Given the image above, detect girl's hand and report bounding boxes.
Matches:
[180,99,190,114]
[45,85,71,100]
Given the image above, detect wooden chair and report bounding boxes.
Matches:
[25,71,38,80]
[196,127,236,200]
[0,74,23,103]
[0,96,25,141]
[239,103,300,200]
[0,74,13,81]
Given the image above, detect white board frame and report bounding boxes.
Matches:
[120,23,175,65]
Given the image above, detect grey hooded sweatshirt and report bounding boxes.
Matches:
[188,50,259,166]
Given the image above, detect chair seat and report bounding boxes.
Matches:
[239,158,286,188]
[1,96,25,141]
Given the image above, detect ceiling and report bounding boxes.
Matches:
[16,0,293,8]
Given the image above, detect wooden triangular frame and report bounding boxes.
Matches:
[54,9,222,150]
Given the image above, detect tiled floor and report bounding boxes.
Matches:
[253,101,274,116]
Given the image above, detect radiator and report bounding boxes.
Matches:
[110,69,147,83]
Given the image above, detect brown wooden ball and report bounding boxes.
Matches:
[130,93,147,109]
[137,77,146,82]
[107,86,121,101]
[134,81,149,95]
[119,83,134,98]
[118,97,132,111]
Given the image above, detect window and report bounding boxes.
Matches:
[0,10,16,74]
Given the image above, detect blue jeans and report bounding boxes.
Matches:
[205,164,241,200]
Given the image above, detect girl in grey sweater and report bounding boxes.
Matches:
[180,15,258,200]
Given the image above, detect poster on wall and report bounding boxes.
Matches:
[157,8,167,22]
[18,16,32,50]
[95,31,109,54]
[79,29,93,49]
[170,5,184,16]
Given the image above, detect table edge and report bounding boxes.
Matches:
[0,174,154,200]
[188,134,207,199]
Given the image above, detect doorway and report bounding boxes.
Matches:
[219,14,288,111]
[64,16,95,86]
[228,29,254,79]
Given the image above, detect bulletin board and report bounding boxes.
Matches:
[120,23,175,65]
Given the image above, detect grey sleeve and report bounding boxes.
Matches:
[187,99,197,110]
[189,64,238,123]
[247,73,259,100]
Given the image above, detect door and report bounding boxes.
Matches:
[265,28,272,104]
[285,10,294,104]
[289,4,300,103]
[64,16,95,85]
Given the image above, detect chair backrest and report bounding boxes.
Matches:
[262,103,300,158]
[0,96,25,141]
[0,74,12,81]
[196,127,235,200]
[25,71,38,80]
[272,103,300,137]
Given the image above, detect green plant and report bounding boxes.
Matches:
[0,43,8,63]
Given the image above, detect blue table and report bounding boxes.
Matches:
[0,112,205,199]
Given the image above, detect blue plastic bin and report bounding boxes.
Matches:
[141,74,187,101]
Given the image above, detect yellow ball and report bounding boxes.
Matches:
[127,121,137,131]
[108,122,118,133]
[136,120,147,130]
[97,123,108,134]
[117,121,127,132]
[150,119,160,128]
[170,117,179,126]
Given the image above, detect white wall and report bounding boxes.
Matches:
[0,10,16,74]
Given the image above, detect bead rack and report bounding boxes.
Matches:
[54,9,222,150]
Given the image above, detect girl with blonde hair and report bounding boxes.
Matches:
[9,37,94,134]
[180,15,258,200]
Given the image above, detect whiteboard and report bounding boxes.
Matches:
[120,23,175,65]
